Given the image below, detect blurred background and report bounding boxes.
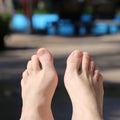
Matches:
[0,0,120,119]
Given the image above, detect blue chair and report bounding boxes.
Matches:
[114,15,120,23]
[32,14,48,30]
[109,24,119,34]
[47,24,56,35]
[79,25,87,35]
[91,23,108,35]
[10,14,30,32]
[80,14,93,23]
[58,23,75,36]
[32,14,59,30]
[59,19,71,25]
[46,14,59,35]
[46,14,59,23]
[57,19,75,36]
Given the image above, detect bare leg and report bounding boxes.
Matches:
[20,48,58,120]
[64,50,104,120]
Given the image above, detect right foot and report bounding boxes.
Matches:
[64,50,104,120]
[20,48,58,120]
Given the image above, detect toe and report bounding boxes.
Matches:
[22,69,29,78]
[27,60,33,74]
[82,52,90,74]
[93,69,100,83]
[98,74,103,82]
[66,50,83,72]
[37,48,54,70]
[31,55,41,71]
[97,74,104,96]
[89,60,95,76]
[99,74,104,95]
[21,70,29,86]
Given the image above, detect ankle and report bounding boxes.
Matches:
[20,105,54,120]
[72,105,103,120]
[72,112,103,120]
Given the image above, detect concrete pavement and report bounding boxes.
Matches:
[3,33,120,83]
[0,34,120,120]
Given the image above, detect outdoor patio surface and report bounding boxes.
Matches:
[0,34,120,120]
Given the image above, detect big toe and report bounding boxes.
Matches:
[37,48,54,70]
[66,50,83,72]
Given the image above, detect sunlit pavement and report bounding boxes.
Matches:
[0,34,120,120]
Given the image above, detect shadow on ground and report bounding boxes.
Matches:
[0,35,120,120]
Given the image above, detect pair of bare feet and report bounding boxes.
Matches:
[20,48,104,120]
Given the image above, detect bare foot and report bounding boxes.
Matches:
[64,50,104,120]
[20,48,58,120]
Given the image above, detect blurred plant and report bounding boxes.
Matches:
[83,4,93,14]
[116,9,120,15]
[0,13,12,50]
[16,9,24,14]
[0,13,11,21]
[34,1,51,14]
[34,8,49,14]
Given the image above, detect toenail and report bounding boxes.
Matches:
[72,51,82,58]
[83,52,90,56]
[38,50,49,57]
[38,50,52,61]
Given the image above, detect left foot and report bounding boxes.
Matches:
[64,50,104,120]
[20,48,58,120]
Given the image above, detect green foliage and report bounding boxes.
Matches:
[116,9,120,15]
[16,9,24,14]
[0,13,11,22]
[34,1,52,14]
[0,13,11,36]
[83,4,93,14]
[0,13,11,50]
[34,8,50,14]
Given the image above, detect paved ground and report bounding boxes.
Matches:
[0,34,120,120]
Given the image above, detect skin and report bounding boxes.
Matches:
[20,48,104,120]
[20,48,58,120]
[64,50,104,120]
